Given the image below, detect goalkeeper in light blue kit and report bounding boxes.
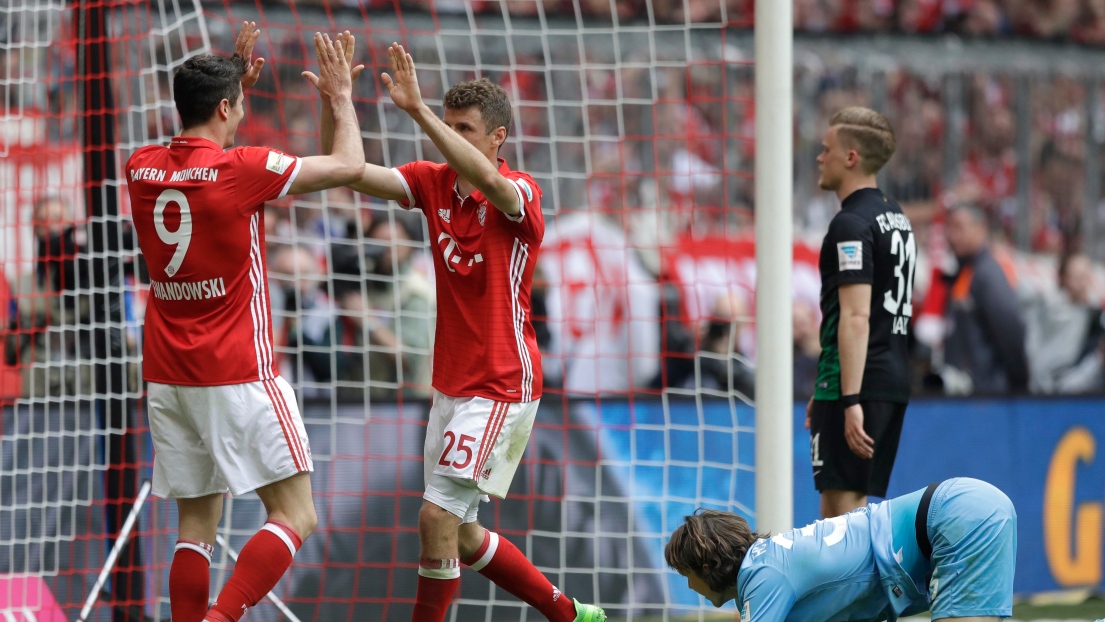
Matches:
[665,478,1016,621]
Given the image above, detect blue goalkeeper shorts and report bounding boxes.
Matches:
[926,477,1017,620]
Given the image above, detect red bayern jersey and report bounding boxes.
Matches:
[126,137,301,385]
[393,158,543,402]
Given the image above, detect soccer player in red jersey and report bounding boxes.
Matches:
[314,40,606,622]
[126,24,364,622]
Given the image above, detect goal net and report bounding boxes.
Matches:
[0,1,769,621]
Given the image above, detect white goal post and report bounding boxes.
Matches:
[754,0,795,536]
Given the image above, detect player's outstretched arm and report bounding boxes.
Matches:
[382,43,521,215]
[314,32,408,202]
[290,33,365,195]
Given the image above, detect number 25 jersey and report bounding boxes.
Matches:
[392,159,543,403]
[126,137,301,386]
[814,188,915,403]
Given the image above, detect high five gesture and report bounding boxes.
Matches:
[380,43,425,114]
[301,33,353,101]
[233,21,265,90]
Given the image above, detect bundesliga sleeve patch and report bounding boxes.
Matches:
[265,151,294,175]
[837,241,863,271]
[516,178,534,202]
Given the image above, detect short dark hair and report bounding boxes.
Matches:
[665,510,766,593]
[443,78,512,138]
[830,106,896,175]
[173,53,247,129]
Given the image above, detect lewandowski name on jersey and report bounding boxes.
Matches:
[127,137,302,386]
[149,277,227,301]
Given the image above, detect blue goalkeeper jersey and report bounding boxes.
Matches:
[735,489,931,622]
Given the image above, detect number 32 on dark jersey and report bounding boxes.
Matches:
[814,188,915,404]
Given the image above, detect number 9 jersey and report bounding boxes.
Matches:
[814,188,915,403]
[126,137,302,386]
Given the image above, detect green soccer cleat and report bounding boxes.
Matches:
[572,599,606,622]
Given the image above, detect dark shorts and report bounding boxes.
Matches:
[809,399,906,497]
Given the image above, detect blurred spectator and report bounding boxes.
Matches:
[1031,139,1084,253]
[1008,0,1081,39]
[1024,252,1105,393]
[1075,0,1105,44]
[63,3,1105,402]
[245,0,1105,44]
[270,244,335,392]
[696,292,756,398]
[793,300,822,400]
[951,0,1010,36]
[952,94,1017,226]
[655,280,698,390]
[941,205,1029,394]
[3,196,91,397]
[541,212,661,394]
[332,217,434,400]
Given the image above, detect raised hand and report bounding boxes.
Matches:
[234,21,265,90]
[380,43,424,113]
[302,33,353,101]
[335,31,366,83]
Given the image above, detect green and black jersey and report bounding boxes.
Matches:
[814,187,915,404]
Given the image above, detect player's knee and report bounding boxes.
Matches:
[456,522,486,559]
[423,474,480,522]
[297,504,318,540]
[419,500,458,533]
[266,503,317,541]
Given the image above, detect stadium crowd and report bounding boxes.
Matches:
[261,0,1105,44]
[3,5,1105,403]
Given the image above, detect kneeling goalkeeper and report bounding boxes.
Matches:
[666,478,1016,622]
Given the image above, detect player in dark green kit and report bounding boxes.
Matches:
[808,107,916,519]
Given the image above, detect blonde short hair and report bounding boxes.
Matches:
[830,107,896,175]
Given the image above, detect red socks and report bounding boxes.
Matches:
[462,530,576,622]
[204,521,302,622]
[170,540,213,622]
[412,558,460,622]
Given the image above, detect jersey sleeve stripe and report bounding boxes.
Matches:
[391,167,416,208]
[246,213,270,381]
[248,213,276,381]
[248,215,309,470]
[512,240,534,401]
[277,156,303,199]
[508,239,534,401]
[503,180,526,223]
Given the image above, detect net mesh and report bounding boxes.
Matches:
[0,2,757,621]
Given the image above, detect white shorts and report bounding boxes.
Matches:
[423,391,539,520]
[147,377,313,499]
